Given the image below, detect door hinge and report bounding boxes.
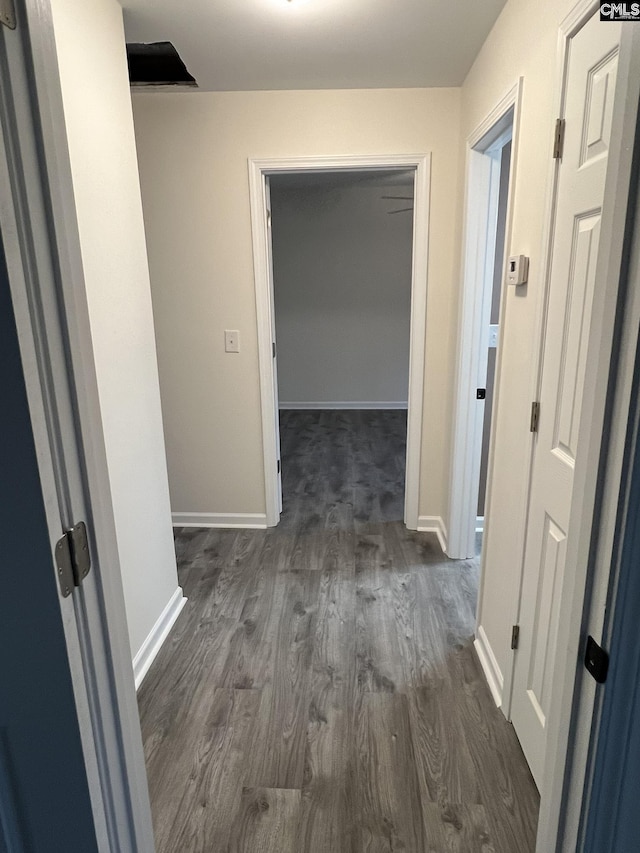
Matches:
[0,0,16,29]
[530,401,540,433]
[277,459,281,475]
[266,209,272,228]
[553,118,566,160]
[55,522,91,598]
[511,624,520,650]
[272,342,276,359]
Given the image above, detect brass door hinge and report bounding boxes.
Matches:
[553,118,566,160]
[530,401,540,433]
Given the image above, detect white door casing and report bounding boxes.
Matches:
[264,177,283,512]
[0,2,156,849]
[249,155,431,531]
[448,81,522,561]
[510,12,622,789]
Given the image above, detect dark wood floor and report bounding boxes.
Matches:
[138,410,539,852]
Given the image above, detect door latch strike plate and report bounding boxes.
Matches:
[0,0,16,29]
[584,635,609,684]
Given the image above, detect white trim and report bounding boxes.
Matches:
[416,516,448,554]
[133,588,186,690]
[278,401,408,411]
[249,154,431,533]
[468,85,520,150]
[474,626,503,708]
[448,79,523,561]
[172,512,268,529]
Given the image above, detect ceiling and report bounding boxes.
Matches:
[121,0,507,92]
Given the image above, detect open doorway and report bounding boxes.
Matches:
[448,83,521,561]
[268,169,414,529]
[249,155,431,533]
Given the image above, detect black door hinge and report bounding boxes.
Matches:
[511,625,520,650]
[277,459,281,475]
[553,118,566,160]
[55,522,91,598]
[0,0,16,29]
[530,401,540,433]
[476,388,486,400]
[272,342,276,359]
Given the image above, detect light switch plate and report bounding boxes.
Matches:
[225,330,240,353]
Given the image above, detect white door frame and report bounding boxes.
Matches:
[1,2,154,850]
[447,80,523,561]
[248,154,431,530]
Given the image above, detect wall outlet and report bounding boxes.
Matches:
[225,330,240,353]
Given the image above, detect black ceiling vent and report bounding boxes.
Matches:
[127,42,197,88]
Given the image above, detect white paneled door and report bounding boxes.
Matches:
[510,12,621,788]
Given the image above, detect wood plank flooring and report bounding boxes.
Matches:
[138,410,539,852]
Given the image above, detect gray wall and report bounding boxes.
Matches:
[271,174,413,407]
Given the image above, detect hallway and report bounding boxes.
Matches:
[138,411,539,851]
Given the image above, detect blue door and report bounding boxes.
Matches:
[0,230,99,850]
[584,367,640,851]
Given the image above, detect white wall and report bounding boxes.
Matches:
[462,0,580,704]
[50,0,181,662]
[132,88,462,522]
[271,175,413,407]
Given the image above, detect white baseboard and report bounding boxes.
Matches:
[416,516,448,553]
[172,512,268,529]
[133,587,187,690]
[278,401,408,410]
[474,625,503,708]
[476,516,485,532]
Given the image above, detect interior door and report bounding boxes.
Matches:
[585,382,640,852]
[510,12,621,788]
[265,176,283,512]
[0,232,99,852]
